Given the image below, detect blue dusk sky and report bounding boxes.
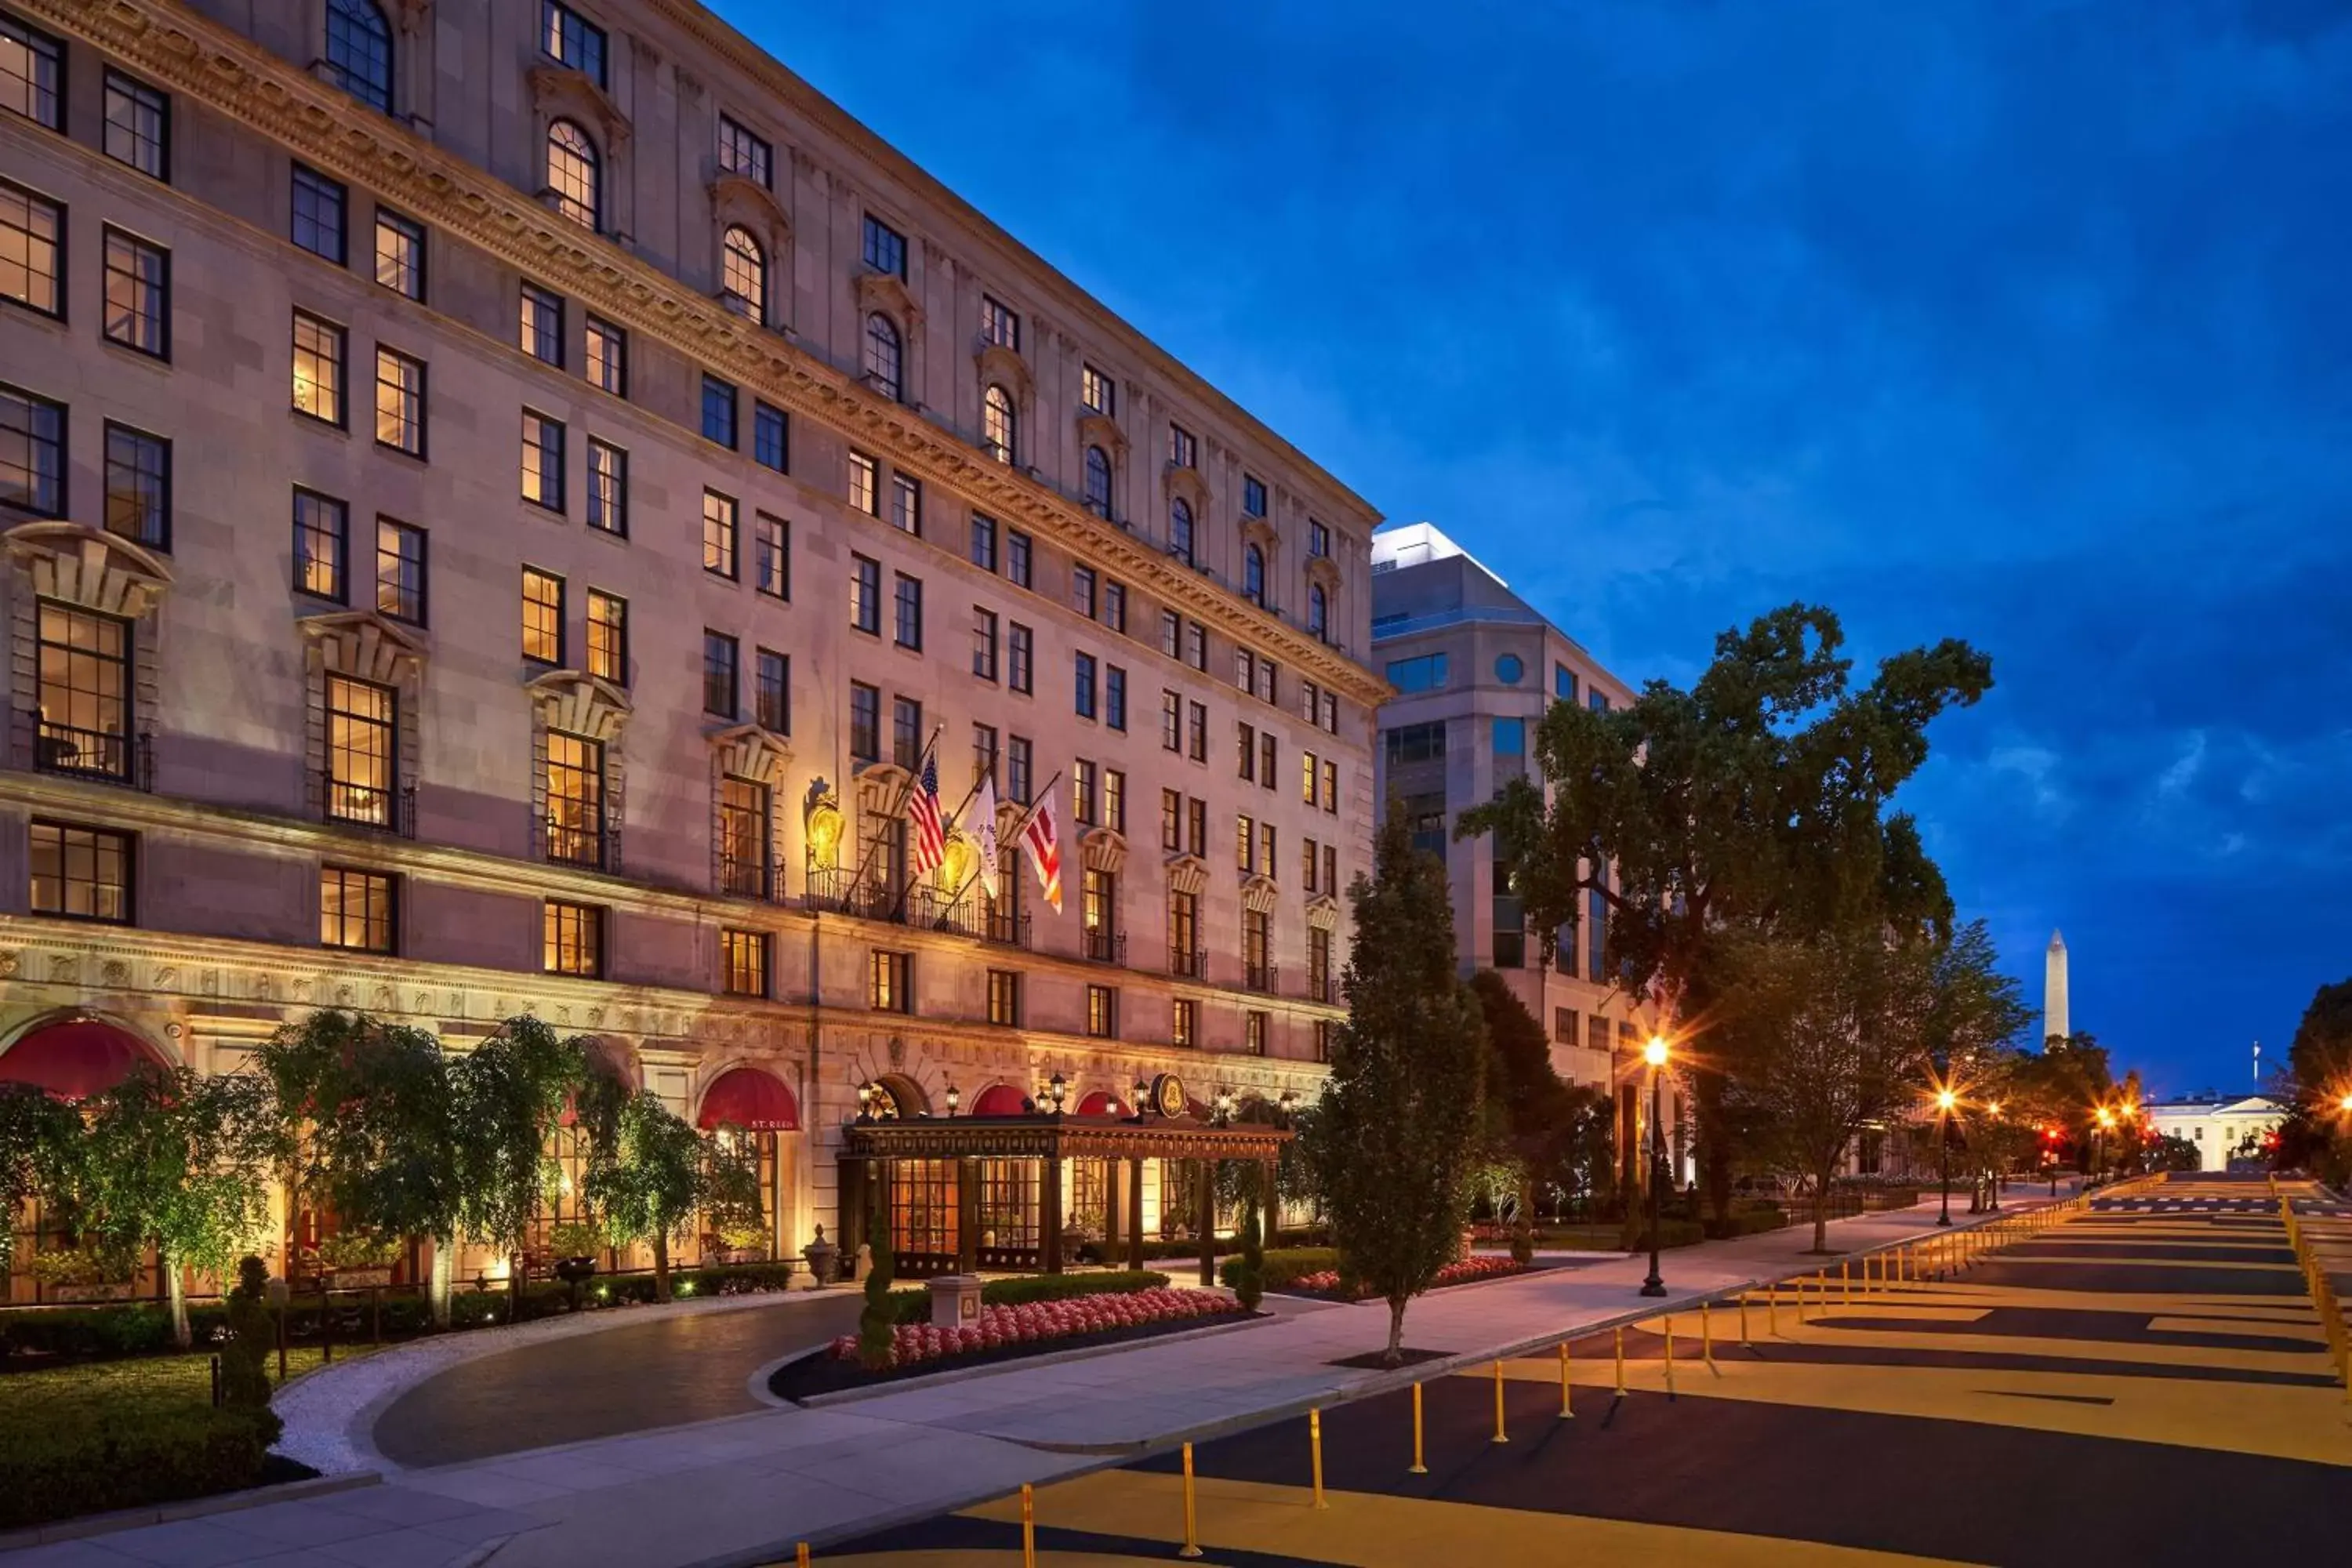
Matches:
[712,2,2352,1095]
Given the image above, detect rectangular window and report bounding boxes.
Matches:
[545,733,605,868]
[849,682,880,762]
[1555,662,1577,702]
[1315,1020,1334,1065]
[702,630,738,717]
[1008,622,1033,695]
[1186,620,1207,670]
[1160,690,1180,751]
[324,673,396,826]
[1588,882,1608,982]
[1186,797,1207,857]
[1555,1007,1578,1046]
[987,967,1022,1026]
[1007,735,1033,803]
[321,866,396,954]
[1302,750,1319,806]
[1246,1011,1268,1056]
[292,310,347,426]
[1259,820,1276,878]
[586,437,626,535]
[1384,720,1447,768]
[972,607,999,681]
[585,314,625,394]
[586,588,626,684]
[755,648,789,732]
[29,821,132,924]
[1074,652,1097,719]
[893,697,923,769]
[1385,652,1449,693]
[869,949,911,1011]
[718,114,772,187]
[702,488,739,579]
[1188,701,1207,762]
[894,572,924,650]
[1310,926,1334,1002]
[1105,665,1127,731]
[970,513,998,571]
[1081,866,1116,953]
[1323,843,1337,895]
[1160,610,1181,659]
[1080,363,1114,416]
[981,294,1018,350]
[1160,789,1181,851]
[374,208,424,300]
[1105,768,1126,833]
[1236,813,1255,873]
[34,602,130,780]
[544,899,604,976]
[1589,690,1612,713]
[292,488,347,601]
[102,423,169,550]
[848,450,880,515]
[1104,581,1127,633]
[1172,999,1197,1050]
[1238,722,1255,782]
[722,929,769,996]
[373,347,425,456]
[702,374,737,448]
[1309,519,1330,558]
[1007,528,1033,587]
[100,228,168,357]
[521,282,564,365]
[889,470,921,537]
[0,180,62,317]
[521,567,564,664]
[752,399,788,473]
[1261,733,1276,789]
[1243,474,1267,517]
[1168,423,1196,469]
[292,165,346,263]
[862,214,906,279]
[717,775,770,897]
[972,724,1000,787]
[1087,985,1116,1038]
[1588,1015,1610,1058]
[851,553,880,635]
[376,517,426,625]
[542,1,608,85]
[2,15,65,129]
[753,512,788,598]
[101,69,168,180]
[1323,759,1339,815]
[521,409,564,510]
[1073,565,1098,619]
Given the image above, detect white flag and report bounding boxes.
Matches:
[974,775,1000,901]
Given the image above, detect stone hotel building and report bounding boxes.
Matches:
[0,0,1381,1294]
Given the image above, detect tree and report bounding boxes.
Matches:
[580,1087,707,1302]
[1304,809,1488,1366]
[67,1065,287,1347]
[449,1016,586,1322]
[2288,979,2352,1108]
[0,1084,78,1279]
[1457,604,1991,1222]
[1230,1171,1265,1312]
[256,1011,463,1325]
[1468,971,1577,1261]
[857,1199,897,1370]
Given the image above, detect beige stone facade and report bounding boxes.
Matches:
[0,0,1377,1294]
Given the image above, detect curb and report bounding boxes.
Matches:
[0,1470,381,1552]
[775,1310,1276,1410]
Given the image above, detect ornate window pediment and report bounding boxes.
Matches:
[994,797,1030,840]
[298,608,426,688]
[1081,826,1127,873]
[525,668,630,742]
[1077,409,1126,459]
[1305,894,1341,931]
[529,64,630,150]
[852,761,909,816]
[1164,853,1209,898]
[855,270,923,335]
[1163,462,1211,521]
[1240,515,1279,557]
[5,523,172,619]
[1305,554,1341,590]
[708,721,791,785]
[1240,874,1280,916]
[709,171,789,238]
[975,341,1033,403]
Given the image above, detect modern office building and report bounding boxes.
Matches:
[1368,522,1681,1186]
[0,0,1380,1297]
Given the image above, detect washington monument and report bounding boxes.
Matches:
[2044,930,2071,1044]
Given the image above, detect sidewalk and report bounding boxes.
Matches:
[1,1187,2070,1568]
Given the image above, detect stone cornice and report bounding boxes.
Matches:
[23,0,1385,709]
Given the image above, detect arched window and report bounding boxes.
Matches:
[982,384,1017,464]
[1083,445,1112,517]
[546,120,601,231]
[721,227,765,321]
[1308,583,1329,639]
[325,0,394,114]
[864,312,902,401]
[1170,497,1194,564]
[1243,544,1265,605]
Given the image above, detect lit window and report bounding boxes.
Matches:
[869,949,911,1011]
[521,567,564,664]
[717,115,771,187]
[1168,424,1196,469]
[102,423,169,550]
[586,589,626,684]
[292,311,347,425]
[292,488,347,601]
[30,821,132,924]
[586,438,626,535]
[544,735,605,868]
[521,283,564,365]
[0,181,63,317]
[34,603,131,781]
[891,472,921,536]
[102,71,168,180]
[585,314,625,393]
[324,0,394,113]
[521,410,565,510]
[721,225,764,320]
[1080,362,1113,416]
[1087,985,1116,1038]
[987,969,1022,1026]
[541,2,607,86]
[722,930,768,995]
[718,777,768,898]
[377,519,426,624]
[703,489,738,579]
[982,295,1019,350]
[982,384,1017,463]
[543,898,604,976]
[546,119,601,230]
[753,512,788,598]
[1172,998,1197,1048]
[373,347,426,456]
[321,866,396,953]
[324,674,397,827]
[848,451,880,516]
[2,14,65,130]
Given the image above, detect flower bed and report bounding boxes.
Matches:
[829,1287,1240,1371]
[1287,1255,1530,1299]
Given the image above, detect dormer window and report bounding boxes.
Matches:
[542,2,608,89]
[862,214,906,280]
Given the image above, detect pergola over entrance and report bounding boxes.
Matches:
[840,1106,1291,1285]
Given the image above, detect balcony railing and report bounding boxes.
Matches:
[1083,927,1126,965]
[1246,960,1279,996]
[1170,945,1206,979]
[1309,968,1335,1005]
[717,855,775,901]
[38,723,150,789]
[985,910,1032,949]
[321,773,416,837]
[545,818,608,872]
[804,866,904,923]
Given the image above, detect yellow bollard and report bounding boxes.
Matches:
[1021,1483,1036,1568]
[1409,1382,1427,1474]
[1492,1359,1510,1444]
[1663,1314,1677,1397]
[1739,1291,1751,1347]
[1615,1325,1628,1397]
[1559,1341,1573,1419]
[1179,1443,1203,1558]
[1310,1408,1328,1508]
[1842,1259,1852,1305]
[797,1545,811,1568]
[1702,1300,1719,1374]
[1769,1281,1780,1338]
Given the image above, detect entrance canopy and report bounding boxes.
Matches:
[0,1018,165,1101]
[842,1109,1290,1163]
[698,1065,800,1131]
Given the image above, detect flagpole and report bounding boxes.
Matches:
[944,768,1062,913]
[886,724,950,922]
[845,721,943,905]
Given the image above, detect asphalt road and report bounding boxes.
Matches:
[825,1174,2352,1567]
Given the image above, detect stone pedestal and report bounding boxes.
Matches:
[929,1273,984,1328]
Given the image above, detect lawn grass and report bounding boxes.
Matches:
[3,1343,384,1428]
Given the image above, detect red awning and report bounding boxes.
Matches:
[1076,1090,1123,1116]
[0,1018,165,1101]
[970,1083,1028,1116]
[697,1066,799,1132]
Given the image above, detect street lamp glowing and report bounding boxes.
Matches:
[1643,1036,1669,1069]
[2095,1106,2114,1128]
[1936,1088,1958,1114]
[2338,1092,2352,1114]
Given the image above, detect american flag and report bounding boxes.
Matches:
[908,753,947,876]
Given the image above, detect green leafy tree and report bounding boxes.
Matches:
[857,1199,898,1370]
[256,1011,463,1324]
[580,1087,708,1301]
[2288,979,2352,1112]
[0,1084,78,1279]
[1468,971,1576,1261]
[450,1016,586,1322]
[1457,604,1990,1221]
[1305,809,1488,1366]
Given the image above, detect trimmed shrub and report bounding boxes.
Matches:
[1224,1247,1339,1291]
[886,1270,1175,1326]
[1627,1219,1706,1251]
[0,1406,278,1530]
[1704,1207,1791,1240]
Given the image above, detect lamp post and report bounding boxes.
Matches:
[1046,1071,1068,1113]
[945,1082,960,1118]
[1640,1035,1670,1298]
[1984,1102,2002,1212]
[1935,1088,1958,1227]
[2093,1105,2115,1185]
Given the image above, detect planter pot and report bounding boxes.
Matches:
[325,1267,394,1290]
[48,1281,137,1302]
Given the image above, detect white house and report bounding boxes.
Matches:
[2143,1095,2288,1172]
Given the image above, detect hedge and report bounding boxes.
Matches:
[1704,1207,1791,1240]
[1627,1219,1707,1251]
[1223,1247,1339,1291]
[0,1406,278,1530]
[886,1270,1174,1325]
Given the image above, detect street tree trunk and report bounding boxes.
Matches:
[1385,1296,1408,1367]
[429,1242,452,1329]
[165,1250,191,1348]
[652,1233,672,1302]
[1811,1170,1831,1254]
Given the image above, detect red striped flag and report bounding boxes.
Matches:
[908,753,946,877]
[1022,794,1062,912]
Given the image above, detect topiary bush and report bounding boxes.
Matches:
[857,1205,896,1370]
[1232,1196,1265,1312]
